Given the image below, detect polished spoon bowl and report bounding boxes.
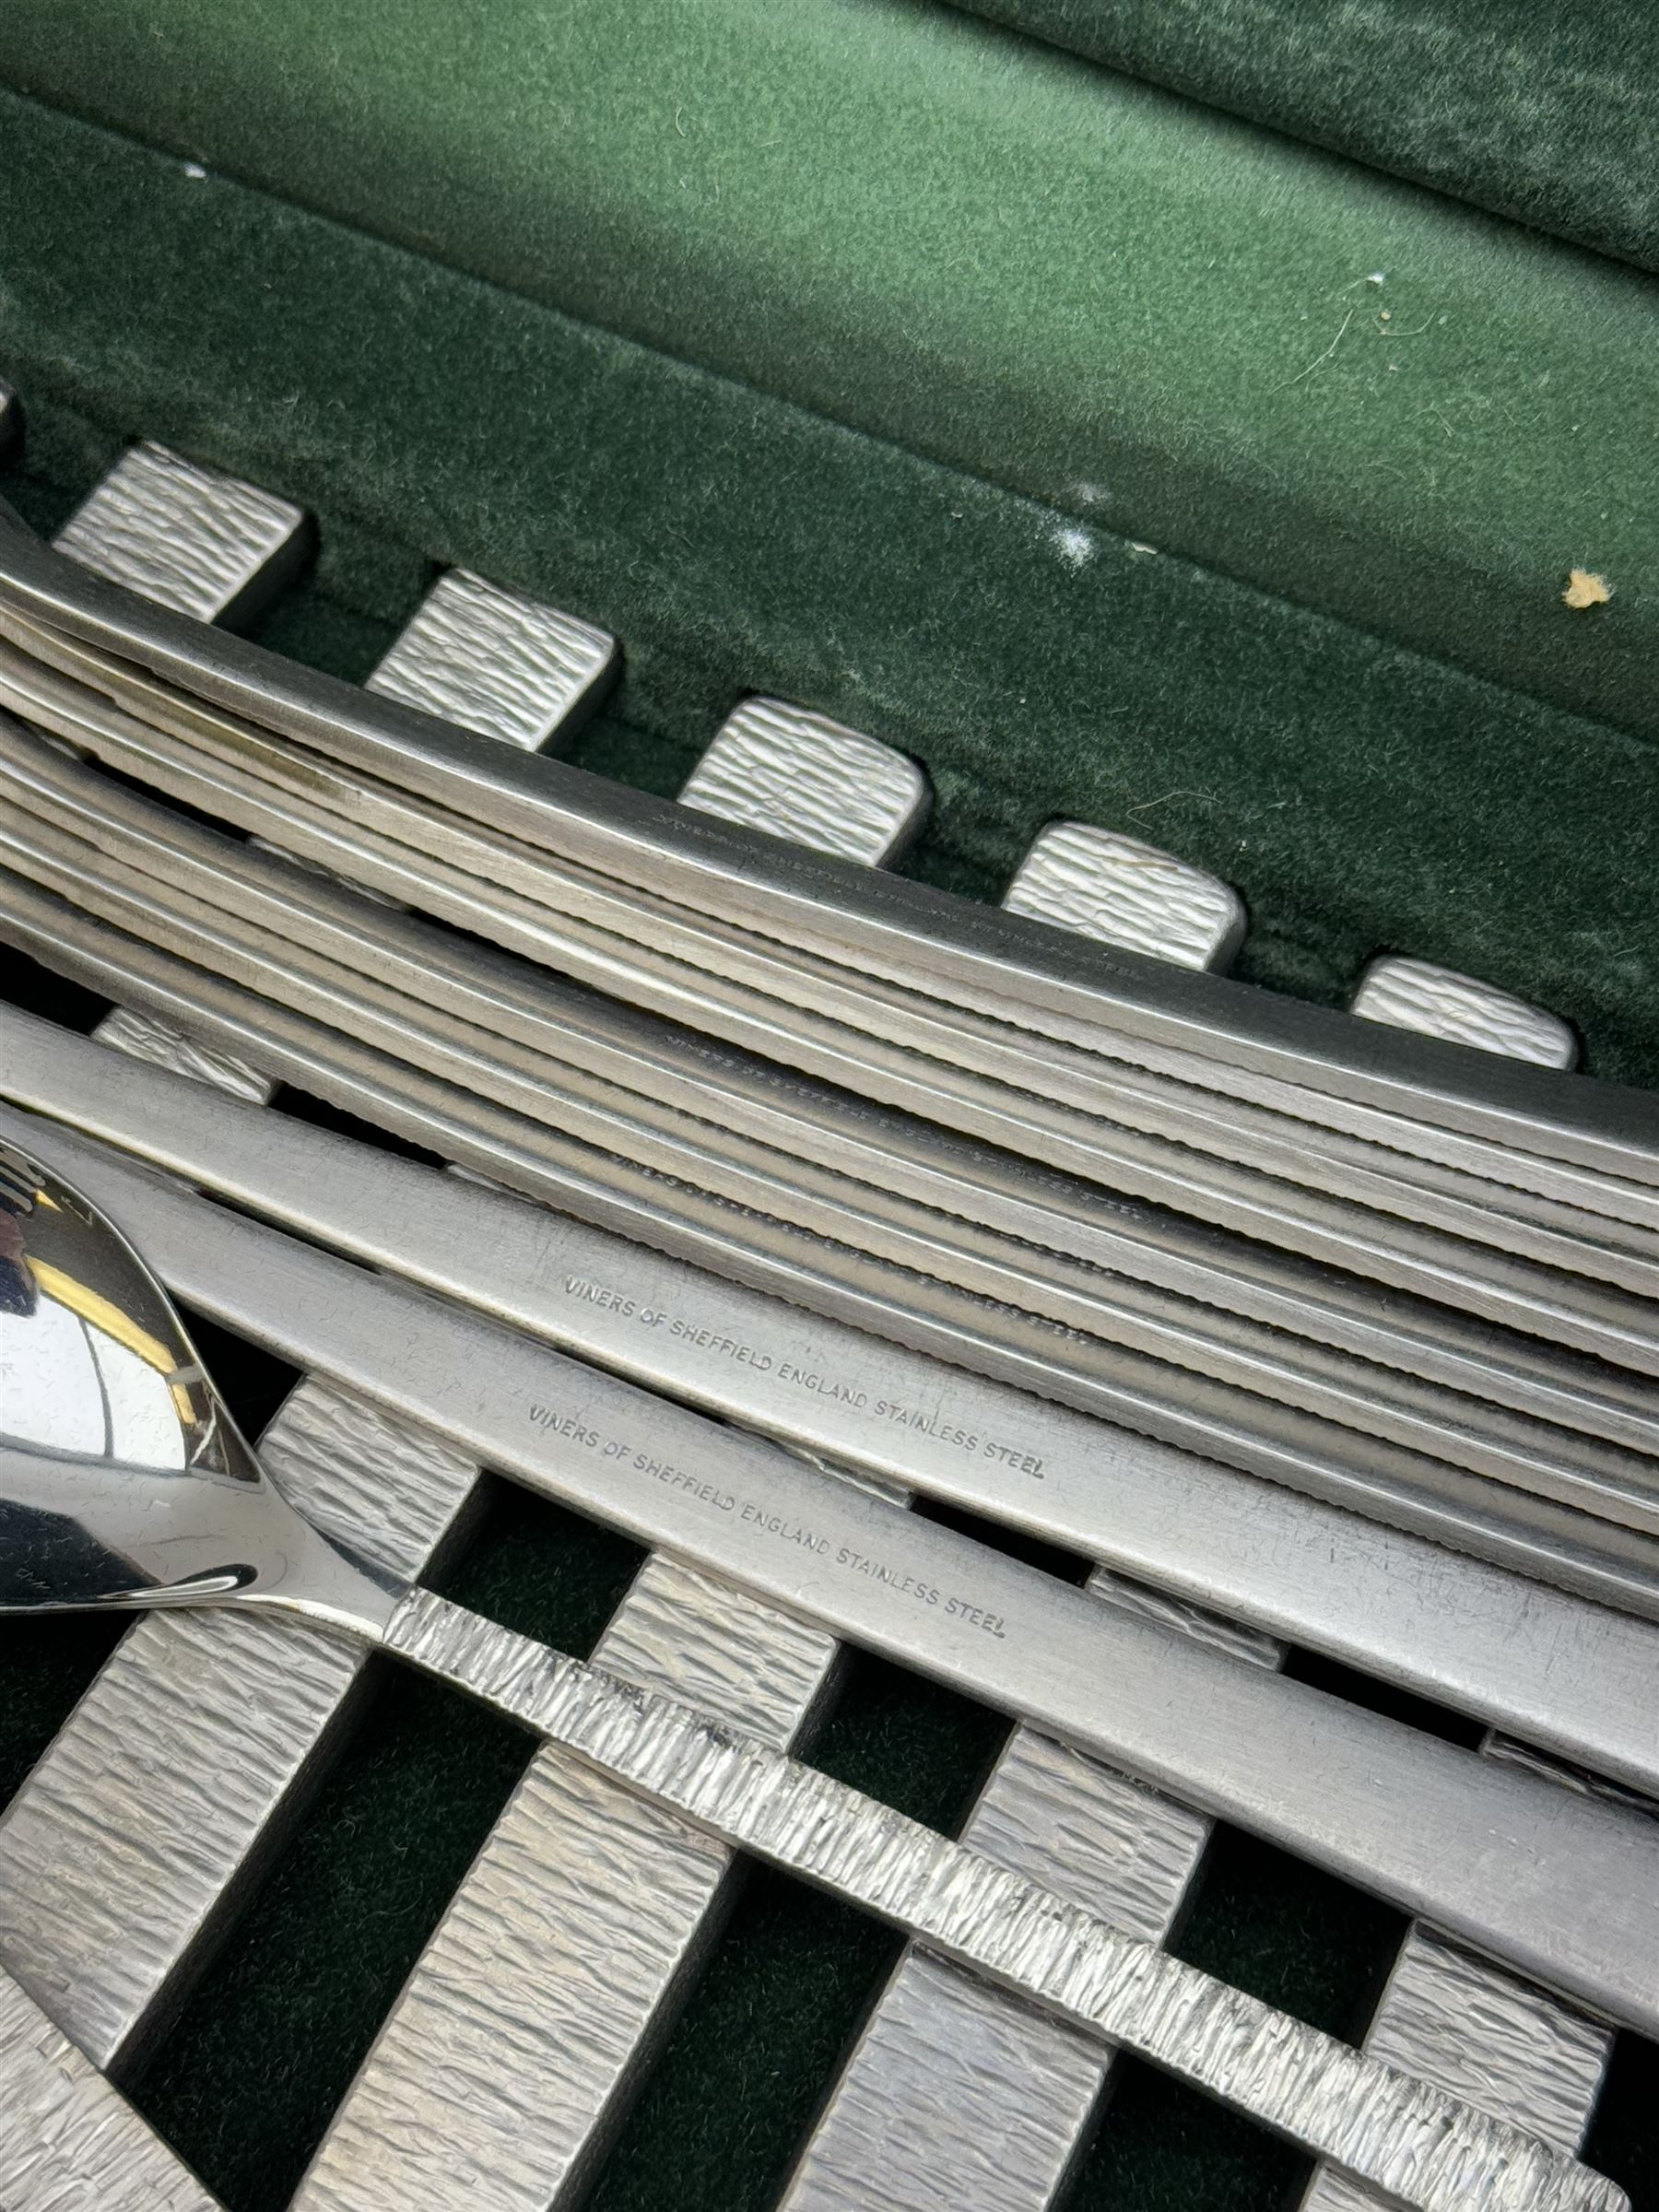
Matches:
[0,1135,1628,2212]
[0,1135,393,1628]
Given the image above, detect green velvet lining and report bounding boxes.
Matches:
[3,92,1657,1087]
[1,1,1656,737]
[2,80,1657,2212]
[938,0,1659,275]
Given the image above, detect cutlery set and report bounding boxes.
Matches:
[0,416,1651,2210]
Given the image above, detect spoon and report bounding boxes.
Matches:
[0,1134,1626,2212]
[0,1133,394,1628]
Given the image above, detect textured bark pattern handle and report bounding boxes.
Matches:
[384,1586,1628,2212]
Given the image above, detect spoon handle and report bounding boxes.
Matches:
[383,1585,1624,2212]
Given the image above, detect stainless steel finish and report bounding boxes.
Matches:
[3,462,1654,2194]
[7,706,1659,1533]
[16,729,1652,1482]
[294,752,1180,2212]
[1300,1933,1613,2212]
[6,453,1654,2212]
[9,618,1653,1318]
[18,1118,1659,2048]
[366,568,617,748]
[0,455,483,2092]
[0,1967,224,2212]
[6,549,913,2208]
[296,705,918,2208]
[784,829,1267,2212]
[1004,820,1246,971]
[679,697,932,865]
[1298,956,1611,2212]
[53,443,310,627]
[1355,958,1580,1072]
[29,492,917,2211]
[61,441,317,1112]
[57,444,330,998]
[786,1949,1111,2211]
[18,733,1659,1441]
[0,1144,1622,2212]
[0,1132,394,1627]
[92,1003,272,1102]
[8,876,1659,1622]
[294,1558,841,2212]
[0,1381,475,2068]
[13,853,1637,2185]
[781,1580,1280,2212]
[387,1589,1629,2212]
[3,796,1659,1645]
[1364,1931,1610,2154]
[5,461,363,1635]
[3,507,1647,1194]
[15,1010,1659,1788]
[10,610,1657,1301]
[16,942,1637,2203]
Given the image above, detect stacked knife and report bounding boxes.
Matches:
[0,413,1653,2212]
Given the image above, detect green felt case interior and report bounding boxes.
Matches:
[3,88,1656,1085]
[940,0,1659,275]
[4,0,1657,741]
[0,7,1655,2207]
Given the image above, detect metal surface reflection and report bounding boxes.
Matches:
[0,1135,392,1621]
[1,1136,222,1467]
[0,1134,1641,2208]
